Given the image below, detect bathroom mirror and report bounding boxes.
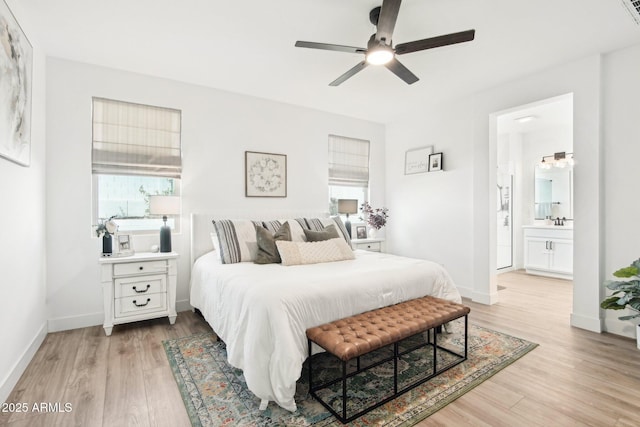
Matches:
[534,166,573,220]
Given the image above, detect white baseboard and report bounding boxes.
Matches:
[1,322,47,404]
[471,289,500,305]
[48,299,193,333]
[570,312,603,333]
[176,299,192,313]
[47,312,104,333]
[457,285,473,300]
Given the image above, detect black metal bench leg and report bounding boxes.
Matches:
[342,360,347,421]
[464,315,468,359]
[308,339,313,393]
[433,327,437,375]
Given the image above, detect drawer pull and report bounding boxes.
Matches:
[133,298,151,307]
[139,266,144,271]
[133,284,151,293]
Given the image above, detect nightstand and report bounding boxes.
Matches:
[99,252,179,336]
[352,238,385,252]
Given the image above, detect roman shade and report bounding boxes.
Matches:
[92,97,182,178]
[328,134,370,187]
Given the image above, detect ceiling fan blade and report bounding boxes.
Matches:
[295,41,365,54]
[329,61,368,86]
[395,29,475,55]
[375,0,402,43]
[384,58,419,85]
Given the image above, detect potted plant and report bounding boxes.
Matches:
[360,202,389,238]
[600,258,640,348]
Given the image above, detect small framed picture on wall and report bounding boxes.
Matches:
[429,152,443,172]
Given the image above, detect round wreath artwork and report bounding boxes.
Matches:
[249,156,283,193]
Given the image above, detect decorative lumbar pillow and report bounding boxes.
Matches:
[212,219,261,264]
[276,237,356,266]
[303,224,340,242]
[254,222,291,264]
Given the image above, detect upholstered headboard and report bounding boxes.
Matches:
[190,211,329,267]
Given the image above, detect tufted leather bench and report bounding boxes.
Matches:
[306,295,470,424]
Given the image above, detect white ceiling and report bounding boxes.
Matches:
[497,94,573,135]
[19,0,640,123]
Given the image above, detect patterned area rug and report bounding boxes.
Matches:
[163,320,537,427]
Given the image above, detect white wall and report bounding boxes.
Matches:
[385,100,475,295]
[602,43,640,337]
[386,54,604,332]
[45,58,385,331]
[0,0,48,403]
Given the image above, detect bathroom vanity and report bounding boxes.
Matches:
[523,225,573,280]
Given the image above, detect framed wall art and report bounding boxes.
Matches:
[404,146,433,175]
[0,0,33,167]
[429,152,443,172]
[245,151,287,197]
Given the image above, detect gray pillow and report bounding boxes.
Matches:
[303,224,340,242]
[254,222,292,264]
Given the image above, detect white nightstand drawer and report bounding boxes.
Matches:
[115,274,166,298]
[355,242,381,252]
[115,293,167,318]
[113,260,167,277]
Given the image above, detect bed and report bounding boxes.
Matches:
[189,213,461,412]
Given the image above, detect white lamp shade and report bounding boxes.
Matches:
[149,195,181,215]
[337,199,358,215]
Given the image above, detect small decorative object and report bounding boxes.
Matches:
[405,146,433,175]
[356,226,367,239]
[360,202,389,238]
[95,216,118,255]
[149,195,180,253]
[600,259,640,349]
[0,0,33,167]
[337,199,358,238]
[429,152,443,172]
[150,245,160,253]
[245,151,287,197]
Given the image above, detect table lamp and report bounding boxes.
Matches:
[149,195,180,252]
[337,199,358,239]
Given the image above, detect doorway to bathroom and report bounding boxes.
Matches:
[494,94,574,301]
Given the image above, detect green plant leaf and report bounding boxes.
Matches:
[613,266,639,278]
[600,296,626,310]
[628,299,640,312]
[605,280,640,292]
[619,313,640,321]
[632,259,640,271]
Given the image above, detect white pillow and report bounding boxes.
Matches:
[275,238,355,266]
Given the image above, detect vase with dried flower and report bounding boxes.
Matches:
[360,202,389,238]
[95,216,118,255]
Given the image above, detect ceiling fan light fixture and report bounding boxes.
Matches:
[366,47,394,65]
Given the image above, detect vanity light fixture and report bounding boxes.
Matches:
[538,152,574,169]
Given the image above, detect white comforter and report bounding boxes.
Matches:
[189,250,461,412]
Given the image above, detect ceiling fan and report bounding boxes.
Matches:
[295,0,475,86]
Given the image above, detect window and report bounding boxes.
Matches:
[92,97,182,233]
[328,134,370,217]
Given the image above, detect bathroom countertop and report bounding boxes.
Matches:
[522,224,573,230]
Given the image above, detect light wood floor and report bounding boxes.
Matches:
[2,271,639,426]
